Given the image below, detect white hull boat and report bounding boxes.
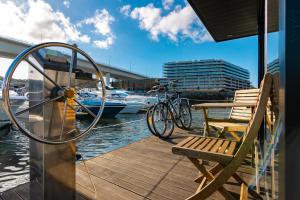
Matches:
[119,101,144,114]
[0,90,26,136]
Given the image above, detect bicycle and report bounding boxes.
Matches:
[146,80,192,138]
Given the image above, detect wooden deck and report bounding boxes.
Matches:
[1,129,276,200]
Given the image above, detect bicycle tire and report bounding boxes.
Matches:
[179,102,192,130]
[146,105,157,136]
[152,102,174,139]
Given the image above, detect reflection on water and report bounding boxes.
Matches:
[0,130,29,192]
[0,109,229,192]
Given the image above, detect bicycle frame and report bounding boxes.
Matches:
[164,91,185,128]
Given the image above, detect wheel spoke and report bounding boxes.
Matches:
[25,58,62,89]
[73,99,97,118]
[15,96,62,116]
[59,100,68,141]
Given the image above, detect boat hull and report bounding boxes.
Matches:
[119,103,144,114]
[77,99,126,118]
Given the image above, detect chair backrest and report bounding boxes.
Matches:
[192,73,273,200]
[229,88,260,121]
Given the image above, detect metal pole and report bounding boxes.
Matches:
[256,0,267,194]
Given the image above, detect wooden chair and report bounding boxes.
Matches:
[172,73,273,200]
[194,89,260,141]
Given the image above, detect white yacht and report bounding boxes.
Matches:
[0,89,27,136]
[107,90,158,111]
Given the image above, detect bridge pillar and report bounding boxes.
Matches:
[105,73,111,86]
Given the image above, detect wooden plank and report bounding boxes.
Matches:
[202,139,217,151]
[193,102,256,109]
[176,136,194,147]
[79,161,190,200]
[230,115,251,121]
[77,167,146,200]
[183,137,201,148]
[226,141,237,155]
[14,183,29,200]
[210,140,224,153]
[235,89,259,93]
[196,138,211,150]
[190,137,205,149]
[100,152,198,182]
[217,140,230,154]
[0,190,23,200]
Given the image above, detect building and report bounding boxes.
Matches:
[111,78,159,93]
[161,59,250,92]
[267,58,279,74]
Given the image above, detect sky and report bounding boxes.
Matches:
[0,0,278,86]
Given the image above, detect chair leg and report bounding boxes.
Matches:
[188,157,235,200]
[196,176,207,192]
[202,108,210,135]
[232,173,263,200]
[194,163,223,183]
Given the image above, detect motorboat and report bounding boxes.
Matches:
[76,92,126,118]
[106,93,143,114]
[0,90,26,136]
[107,90,158,110]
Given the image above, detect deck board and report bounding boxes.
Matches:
[1,130,276,200]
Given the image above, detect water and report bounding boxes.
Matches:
[0,130,29,192]
[0,109,229,192]
[77,113,149,160]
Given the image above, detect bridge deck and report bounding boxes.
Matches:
[1,129,276,200]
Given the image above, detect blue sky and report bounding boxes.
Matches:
[0,0,278,86]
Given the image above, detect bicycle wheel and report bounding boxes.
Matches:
[179,101,192,130]
[146,105,157,136]
[170,99,185,129]
[152,102,174,138]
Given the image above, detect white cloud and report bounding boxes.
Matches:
[130,4,161,36]
[0,0,90,44]
[94,37,113,49]
[122,3,212,43]
[63,0,70,8]
[120,5,131,16]
[78,9,115,48]
[162,0,174,10]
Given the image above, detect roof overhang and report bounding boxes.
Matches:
[188,0,279,42]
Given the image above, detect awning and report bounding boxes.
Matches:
[188,0,279,42]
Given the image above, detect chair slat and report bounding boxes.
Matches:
[190,137,206,149]
[225,141,237,155]
[210,140,224,153]
[184,137,201,148]
[217,140,230,154]
[203,139,218,151]
[176,136,194,147]
[197,138,211,150]
[235,89,260,94]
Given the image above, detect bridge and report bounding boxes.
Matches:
[0,36,148,85]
